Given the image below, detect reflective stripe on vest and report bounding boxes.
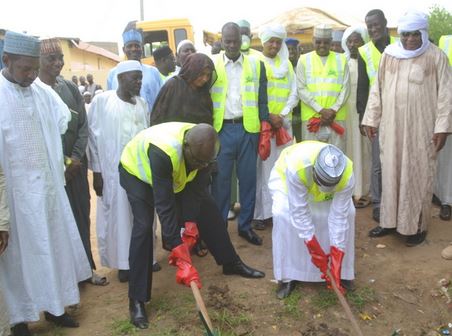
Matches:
[274,141,353,202]
[260,55,293,117]
[358,36,397,85]
[120,122,198,193]
[299,51,348,121]
[211,53,260,133]
[439,35,452,66]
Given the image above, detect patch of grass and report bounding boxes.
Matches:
[283,290,303,318]
[110,318,138,336]
[213,308,251,330]
[347,286,377,311]
[311,289,338,311]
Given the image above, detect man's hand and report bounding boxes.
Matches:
[359,125,367,137]
[269,114,283,129]
[432,133,448,152]
[168,243,202,288]
[93,172,103,197]
[320,109,336,126]
[0,231,9,255]
[65,158,82,182]
[364,126,377,140]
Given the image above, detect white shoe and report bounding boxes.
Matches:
[227,210,236,220]
[441,245,452,260]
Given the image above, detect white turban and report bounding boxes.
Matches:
[259,24,289,78]
[116,60,142,77]
[341,26,369,58]
[176,39,195,54]
[385,10,430,59]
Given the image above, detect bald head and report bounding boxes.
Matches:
[184,124,219,170]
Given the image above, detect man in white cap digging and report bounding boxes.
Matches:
[269,141,355,299]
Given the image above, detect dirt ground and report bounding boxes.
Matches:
[26,178,452,336]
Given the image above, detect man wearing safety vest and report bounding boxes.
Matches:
[357,9,397,227]
[119,122,265,329]
[210,22,271,246]
[296,24,350,151]
[269,141,356,299]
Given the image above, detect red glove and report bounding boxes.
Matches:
[258,121,272,160]
[305,236,330,283]
[329,246,345,294]
[307,118,321,133]
[330,122,345,136]
[181,221,199,251]
[274,127,292,146]
[168,243,202,288]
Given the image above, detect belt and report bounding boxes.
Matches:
[223,117,243,124]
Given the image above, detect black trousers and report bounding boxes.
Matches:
[119,164,238,302]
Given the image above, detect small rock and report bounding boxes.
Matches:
[376,244,386,249]
[442,246,452,260]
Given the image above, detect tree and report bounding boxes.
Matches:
[428,5,452,45]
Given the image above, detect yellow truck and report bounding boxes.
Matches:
[136,18,194,65]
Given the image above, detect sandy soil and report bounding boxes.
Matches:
[26,178,452,336]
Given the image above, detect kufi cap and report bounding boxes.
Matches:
[83,91,92,96]
[313,24,333,39]
[332,30,344,42]
[95,89,103,95]
[116,60,142,76]
[236,19,250,29]
[153,46,173,61]
[122,29,142,45]
[176,39,194,54]
[314,145,346,186]
[285,37,299,46]
[4,31,40,57]
[40,38,62,55]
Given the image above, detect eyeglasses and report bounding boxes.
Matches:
[401,31,421,38]
[186,144,216,167]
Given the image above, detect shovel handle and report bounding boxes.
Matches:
[190,281,214,332]
[326,269,364,336]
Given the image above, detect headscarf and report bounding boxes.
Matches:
[4,30,40,57]
[176,39,195,54]
[259,24,289,78]
[385,10,430,59]
[341,26,369,58]
[179,53,217,90]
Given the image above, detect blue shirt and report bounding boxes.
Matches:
[107,63,162,113]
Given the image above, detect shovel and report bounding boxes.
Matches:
[190,281,218,336]
[326,269,364,336]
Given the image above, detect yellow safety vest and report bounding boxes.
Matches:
[439,35,452,66]
[274,141,353,202]
[120,122,198,193]
[298,51,348,121]
[211,52,260,133]
[358,36,397,85]
[259,54,294,118]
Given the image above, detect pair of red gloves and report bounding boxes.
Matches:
[168,222,202,289]
[307,117,345,135]
[305,235,346,294]
[258,121,292,161]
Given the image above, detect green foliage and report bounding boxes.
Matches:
[428,5,452,45]
[213,309,250,330]
[283,290,303,318]
[310,289,338,311]
[110,319,138,336]
[346,287,377,311]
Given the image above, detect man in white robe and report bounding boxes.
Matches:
[0,164,10,336]
[342,27,372,207]
[362,11,452,246]
[0,31,91,336]
[269,141,355,299]
[88,61,149,282]
[253,24,298,230]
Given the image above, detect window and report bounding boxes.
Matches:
[174,29,188,49]
[142,30,169,57]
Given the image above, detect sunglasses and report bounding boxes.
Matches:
[401,31,421,38]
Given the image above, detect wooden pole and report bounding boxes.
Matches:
[190,281,214,334]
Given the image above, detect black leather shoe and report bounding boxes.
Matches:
[44,312,79,328]
[129,299,149,329]
[368,226,395,237]
[372,207,380,223]
[238,229,263,245]
[341,279,355,292]
[276,281,296,299]
[223,258,265,278]
[152,262,162,272]
[440,205,451,221]
[11,323,31,336]
[405,230,427,247]
[118,269,129,282]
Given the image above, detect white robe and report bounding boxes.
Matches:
[88,91,148,269]
[0,75,91,325]
[435,138,452,204]
[269,155,355,282]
